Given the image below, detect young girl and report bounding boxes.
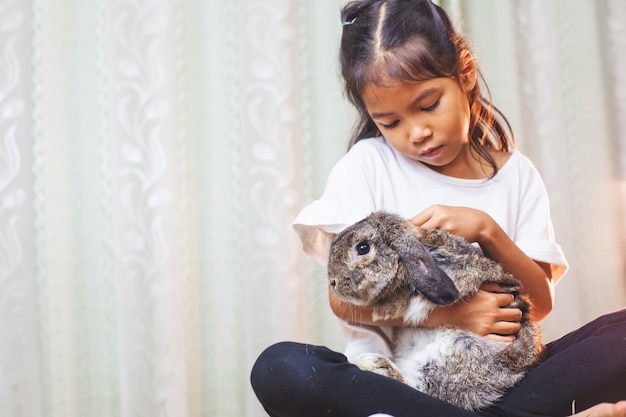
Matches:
[250,1,626,416]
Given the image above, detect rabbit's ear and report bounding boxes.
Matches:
[390,233,459,305]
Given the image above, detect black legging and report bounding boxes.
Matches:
[250,309,626,417]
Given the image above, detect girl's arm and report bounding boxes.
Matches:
[411,205,555,320]
[329,285,524,342]
[327,204,553,340]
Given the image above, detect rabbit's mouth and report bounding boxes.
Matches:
[329,277,374,306]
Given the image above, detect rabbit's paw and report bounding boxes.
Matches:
[351,353,407,383]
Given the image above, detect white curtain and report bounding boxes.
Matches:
[0,1,624,416]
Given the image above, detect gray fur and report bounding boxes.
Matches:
[328,211,544,411]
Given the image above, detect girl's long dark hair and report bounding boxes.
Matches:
[339,0,514,176]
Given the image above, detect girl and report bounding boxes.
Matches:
[250,1,626,416]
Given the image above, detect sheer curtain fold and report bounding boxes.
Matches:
[605,0,626,271]
[0,2,39,416]
[512,0,626,337]
[0,1,624,417]
[107,1,192,416]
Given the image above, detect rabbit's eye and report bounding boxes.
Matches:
[356,241,370,255]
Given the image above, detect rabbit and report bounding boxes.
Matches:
[327,211,545,411]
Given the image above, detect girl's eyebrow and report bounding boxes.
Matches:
[370,87,439,119]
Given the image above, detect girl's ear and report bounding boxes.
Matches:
[459,49,477,93]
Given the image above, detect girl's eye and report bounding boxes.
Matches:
[381,120,399,129]
[422,98,440,112]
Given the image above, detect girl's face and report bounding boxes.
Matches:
[362,76,479,178]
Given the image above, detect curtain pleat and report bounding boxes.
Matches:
[32,0,119,416]
[605,0,626,274]
[0,1,624,417]
[512,0,626,337]
[0,1,40,416]
[108,0,186,415]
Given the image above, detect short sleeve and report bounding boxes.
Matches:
[293,143,380,265]
[514,158,569,282]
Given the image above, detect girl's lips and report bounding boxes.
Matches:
[420,145,443,158]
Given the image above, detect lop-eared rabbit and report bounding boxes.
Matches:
[327,211,544,411]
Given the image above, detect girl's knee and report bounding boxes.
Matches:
[251,342,302,386]
[250,342,348,410]
[251,341,344,385]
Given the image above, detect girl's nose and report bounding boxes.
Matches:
[408,123,432,143]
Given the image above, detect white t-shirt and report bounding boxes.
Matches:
[293,136,568,359]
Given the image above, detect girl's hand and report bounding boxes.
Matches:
[412,204,554,321]
[412,205,524,340]
[410,204,490,244]
[423,283,523,342]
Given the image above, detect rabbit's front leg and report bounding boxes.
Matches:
[351,353,407,384]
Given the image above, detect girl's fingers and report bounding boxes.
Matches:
[484,333,516,343]
[498,304,522,321]
[491,320,522,336]
[494,292,518,308]
[484,321,521,342]
[487,306,523,340]
[410,208,431,227]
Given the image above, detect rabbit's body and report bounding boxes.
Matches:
[328,211,544,411]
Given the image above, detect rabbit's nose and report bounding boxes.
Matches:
[330,279,337,288]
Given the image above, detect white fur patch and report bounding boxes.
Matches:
[402,296,435,325]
